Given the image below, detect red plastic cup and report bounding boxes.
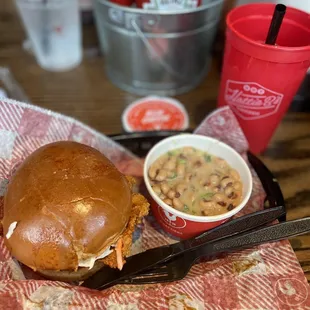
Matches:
[143,134,252,239]
[110,0,133,6]
[218,4,310,154]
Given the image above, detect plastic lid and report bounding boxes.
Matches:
[122,96,189,132]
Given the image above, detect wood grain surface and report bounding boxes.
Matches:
[0,0,309,283]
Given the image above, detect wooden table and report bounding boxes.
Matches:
[1,0,309,283]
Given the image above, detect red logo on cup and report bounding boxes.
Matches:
[122,96,188,132]
[225,80,284,120]
[158,206,187,229]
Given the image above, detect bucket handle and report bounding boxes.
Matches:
[131,19,192,82]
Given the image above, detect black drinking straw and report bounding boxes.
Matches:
[265,4,286,45]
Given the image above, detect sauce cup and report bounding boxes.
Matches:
[143,134,253,239]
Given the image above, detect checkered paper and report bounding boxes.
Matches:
[0,99,309,310]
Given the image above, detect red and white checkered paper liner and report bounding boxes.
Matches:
[0,99,309,309]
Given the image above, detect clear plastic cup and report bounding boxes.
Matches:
[15,0,82,71]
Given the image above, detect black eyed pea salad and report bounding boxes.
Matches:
[148,147,243,216]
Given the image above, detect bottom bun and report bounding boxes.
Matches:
[37,261,105,282]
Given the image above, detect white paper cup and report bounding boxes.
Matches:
[143,134,253,239]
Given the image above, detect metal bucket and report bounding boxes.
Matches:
[93,0,224,95]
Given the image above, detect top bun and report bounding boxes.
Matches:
[3,141,132,271]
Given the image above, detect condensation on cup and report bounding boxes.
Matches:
[16,0,82,71]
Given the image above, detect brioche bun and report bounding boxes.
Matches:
[3,141,133,281]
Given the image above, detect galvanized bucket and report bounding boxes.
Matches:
[93,0,224,95]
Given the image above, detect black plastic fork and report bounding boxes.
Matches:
[82,205,285,290]
[118,217,310,286]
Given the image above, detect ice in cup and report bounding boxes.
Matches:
[143,134,252,239]
[218,4,310,154]
[15,0,82,71]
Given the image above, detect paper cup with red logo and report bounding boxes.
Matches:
[122,96,189,132]
[143,134,252,239]
[218,4,310,154]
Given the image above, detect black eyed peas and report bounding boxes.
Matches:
[155,169,167,181]
[167,189,176,199]
[152,185,161,195]
[167,171,176,178]
[213,193,226,202]
[160,183,170,194]
[163,158,177,170]
[176,183,187,194]
[163,198,172,206]
[233,181,242,190]
[213,185,221,193]
[176,164,185,176]
[148,166,158,179]
[200,200,215,209]
[220,177,234,188]
[210,174,220,186]
[184,173,193,183]
[230,169,240,180]
[148,147,243,216]
[159,193,166,200]
[224,186,234,196]
[172,198,183,210]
